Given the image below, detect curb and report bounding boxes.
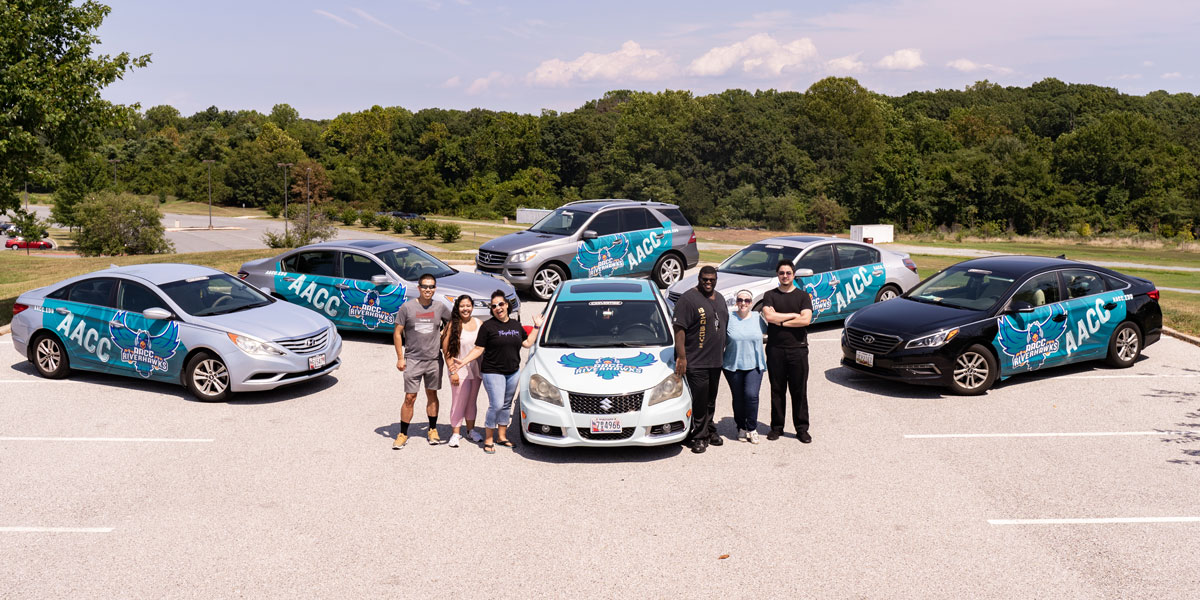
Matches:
[1163,326,1200,348]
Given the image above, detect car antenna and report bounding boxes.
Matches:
[1056,254,1066,259]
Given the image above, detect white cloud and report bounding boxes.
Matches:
[350,7,459,61]
[826,53,865,74]
[1113,73,1143,80]
[688,33,818,77]
[1143,60,1155,67]
[876,48,925,70]
[946,58,1013,74]
[313,10,357,28]
[442,76,461,88]
[1162,72,1182,79]
[528,41,676,86]
[466,71,507,95]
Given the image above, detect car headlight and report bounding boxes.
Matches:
[227,332,286,356]
[528,374,563,406]
[509,251,537,264]
[647,373,684,406]
[904,328,959,349]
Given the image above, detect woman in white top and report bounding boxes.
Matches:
[442,295,483,447]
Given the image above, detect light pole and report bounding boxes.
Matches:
[23,172,29,211]
[305,167,312,237]
[276,162,293,236]
[108,159,121,191]
[202,159,215,229]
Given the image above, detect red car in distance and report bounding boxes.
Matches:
[5,237,53,250]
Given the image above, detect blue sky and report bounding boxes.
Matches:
[96,0,1199,119]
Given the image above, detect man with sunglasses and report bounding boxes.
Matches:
[760,259,814,443]
[672,265,728,453]
[393,273,452,449]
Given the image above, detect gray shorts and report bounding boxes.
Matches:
[403,358,443,393]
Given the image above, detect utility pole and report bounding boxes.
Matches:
[202,159,216,229]
[108,159,121,191]
[23,172,29,210]
[276,162,293,236]
[305,167,312,237]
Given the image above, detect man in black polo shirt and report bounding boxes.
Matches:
[760,259,814,443]
[672,265,729,454]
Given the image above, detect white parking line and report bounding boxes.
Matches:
[0,437,214,443]
[1060,374,1200,379]
[905,431,1200,439]
[0,527,114,533]
[0,380,65,383]
[989,517,1200,525]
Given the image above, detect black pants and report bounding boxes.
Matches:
[767,345,809,433]
[685,367,722,442]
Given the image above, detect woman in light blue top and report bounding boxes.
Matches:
[723,289,768,443]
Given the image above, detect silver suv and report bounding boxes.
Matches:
[476,200,700,300]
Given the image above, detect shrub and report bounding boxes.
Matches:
[1075,222,1093,238]
[359,212,377,228]
[439,223,462,243]
[391,218,407,234]
[7,208,51,254]
[421,220,440,239]
[76,193,174,256]
[340,209,359,226]
[407,219,422,234]
[261,214,338,248]
[266,203,282,218]
[376,215,393,231]
[321,205,340,221]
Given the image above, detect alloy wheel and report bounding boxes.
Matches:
[953,351,989,390]
[36,338,60,373]
[1116,327,1139,362]
[192,359,229,397]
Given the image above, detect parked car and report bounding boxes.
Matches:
[6,237,53,250]
[375,211,425,220]
[668,236,919,323]
[475,199,700,301]
[840,256,1162,395]
[239,239,518,331]
[10,264,342,401]
[517,278,690,447]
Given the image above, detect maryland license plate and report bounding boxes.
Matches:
[855,350,874,367]
[308,354,327,370]
[590,417,622,433]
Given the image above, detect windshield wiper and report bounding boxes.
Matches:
[912,296,967,310]
[210,301,269,316]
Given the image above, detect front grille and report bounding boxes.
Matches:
[578,427,635,440]
[844,328,901,355]
[276,328,330,354]
[568,391,644,414]
[667,291,682,303]
[476,249,507,267]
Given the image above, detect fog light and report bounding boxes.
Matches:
[540,424,551,434]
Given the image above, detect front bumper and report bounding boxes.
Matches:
[227,331,344,392]
[519,387,691,447]
[476,263,535,291]
[839,342,952,387]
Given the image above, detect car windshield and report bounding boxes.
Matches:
[719,244,801,277]
[906,266,1015,311]
[528,208,594,236]
[374,246,456,280]
[159,273,273,317]
[541,300,672,348]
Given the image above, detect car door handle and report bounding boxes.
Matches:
[283,276,297,282]
[109,321,124,329]
[335,283,350,290]
[54,307,70,315]
[1104,302,1118,310]
[653,233,664,239]
[1052,313,1067,322]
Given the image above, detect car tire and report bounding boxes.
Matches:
[874,284,901,303]
[30,332,70,379]
[652,254,684,289]
[516,397,530,445]
[185,352,231,402]
[1105,321,1142,368]
[531,264,566,301]
[948,344,997,395]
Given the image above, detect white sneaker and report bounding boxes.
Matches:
[737,429,749,442]
[467,430,483,443]
[747,430,760,444]
[448,433,461,448]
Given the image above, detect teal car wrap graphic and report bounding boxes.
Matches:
[992,291,1128,377]
[558,352,657,380]
[799,262,886,323]
[275,272,344,320]
[274,271,406,331]
[570,222,674,279]
[338,280,405,330]
[41,299,188,381]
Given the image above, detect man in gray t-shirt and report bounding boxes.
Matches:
[392,273,451,449]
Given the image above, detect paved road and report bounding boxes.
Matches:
[3,293,1200,598]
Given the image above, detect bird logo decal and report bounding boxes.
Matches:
[558,352,657,380]
[801,273,837,315]
[108,311,181,378]
[575,235,630,277]
[996,303,1070,370]
[340,280,405,330]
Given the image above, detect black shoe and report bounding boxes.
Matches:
[798,431,812,444]
[767,430,782,441]
[708,434,724,446]
[690,439,708,454]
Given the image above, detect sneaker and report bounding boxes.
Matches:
[447,433,461,448]
[747,430,760,444]
[392,433,409,449]
[427,429,441,445]
[737,429,749,442]
[467,430,483,443]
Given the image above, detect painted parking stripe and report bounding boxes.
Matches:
[0,527,114,533]
[0,437,214,443]
[989,517,1200,525]
[0,380,66,383]
[905,430,1200,439]
[1058,374,1200,379]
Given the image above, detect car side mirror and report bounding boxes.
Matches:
[371,274,393,286]
[1008,301,1035,313]
[581,230,598,240]
[143,307,173,321]
[260,286,274,296]
[795,268,814,278]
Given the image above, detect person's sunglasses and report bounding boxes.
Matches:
[418,285,436,290]
[777,271,793,276]
[736,298,753,303]
[699,277,717,283]
[490,302,506,308]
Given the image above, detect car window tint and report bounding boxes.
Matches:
[835,244,879,268]
[620,208,656,232]
[1063,269,1106,299]
[795,245,835,274]
[67,278,116,307]
[656,207,690,226]
[47,285,71,300]
[587,210,622,236]
[117,281,166,313]
[1010,272,1062,307]
[282,251,338,277]
[342,253,386,281]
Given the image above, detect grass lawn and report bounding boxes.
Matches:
[1160,292,1200,339]
[898,239,1200,270]
[159,199,268,218]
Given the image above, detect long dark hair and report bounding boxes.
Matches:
[445,294,474,357]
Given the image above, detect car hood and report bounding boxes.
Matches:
[846,297,985,337]
[478,230,569,254]
[194,298,333,340]
[439,270,516,297]
[528,345,676,394]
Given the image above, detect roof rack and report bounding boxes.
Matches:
[562,198,636,206]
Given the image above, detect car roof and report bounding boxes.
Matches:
[300,239,416,252]
[948,255,1084,278]
[561,199,682,212]
[100,263,225,285]
[752,235,840,249]
[556,278,660,302]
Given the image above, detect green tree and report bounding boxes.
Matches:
[7,208,50,254]
[75,193,173,256]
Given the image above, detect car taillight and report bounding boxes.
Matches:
[13,303,28,316]
[687,232,696,245]
[237,271,249,280]
[903,258,918,274]
[1148,289,1159,301]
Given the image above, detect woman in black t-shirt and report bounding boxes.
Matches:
[456,290,543,453]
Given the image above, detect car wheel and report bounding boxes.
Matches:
[30,333,70,379]
[874,284,901,303]
[531,264,565,301]
[1105,321,1142,368]
[652,254,684,289]
[948,344,997,395]
[185,352,231,402]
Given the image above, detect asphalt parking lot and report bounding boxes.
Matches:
[4,297,1200,598]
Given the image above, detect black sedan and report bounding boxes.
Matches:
[840,256,1162,395]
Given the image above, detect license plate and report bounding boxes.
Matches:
[855,350,874,367]
[308,354,326,370]
[590,417,621,433]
